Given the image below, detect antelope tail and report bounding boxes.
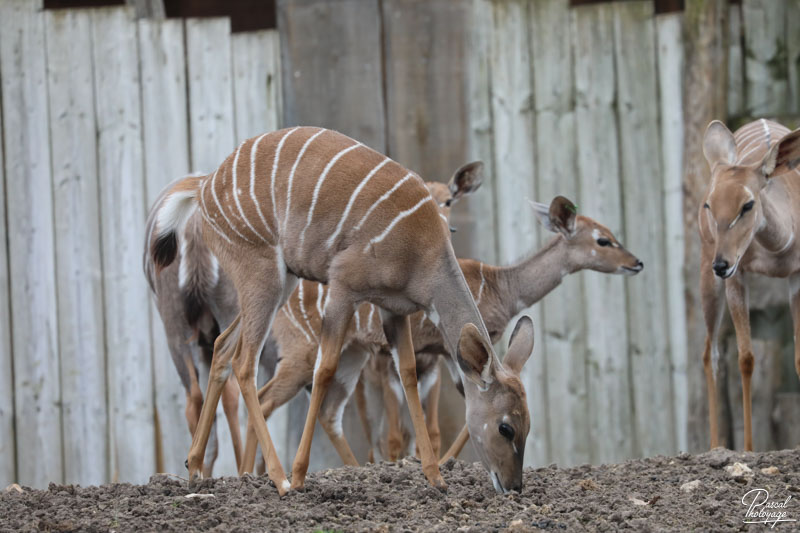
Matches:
[151,175,204,271]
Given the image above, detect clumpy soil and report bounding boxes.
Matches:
[2,448,799,532]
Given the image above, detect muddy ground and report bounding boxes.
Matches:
[2,447,799,532]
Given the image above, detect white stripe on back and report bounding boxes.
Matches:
[199,178,234,244]
[353,173,413,232]
[232,142,269,243]
[365,195,432,252]
[282,306,313,344]
[325,157,391,249]
[299,142,364,245]
[271,127,300,230]
[284,128,326,231]
[211,168,254,243]
[250,133,276,239]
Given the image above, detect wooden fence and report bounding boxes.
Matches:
[1,0,799,489]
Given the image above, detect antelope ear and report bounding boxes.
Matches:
[703,120,737,169]
[761,128,800,178]
[457,323,495,390]
[529,199,557,232]
[503,316,534,375]
[549,196,577,237]
[448,161,484,202]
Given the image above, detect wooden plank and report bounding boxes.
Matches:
[138,17,191,475]
[727,2,744,117]
[613,0,675,458]
[91,6,155,483]
[529,0,589,468]
[489,0,547,468]
[572,3,633,464]
[787,0,800,115]
[682,0,729,453]
[0,0,63,487]
[45,8,108,485]
[278,0,385,152]
[185,16,240,475]
[232,29,282,140]
[741,0,788,116]
[0,30,14,489]
[460,0,497,264]
[656,11,689,452]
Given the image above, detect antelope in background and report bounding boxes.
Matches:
[149,126,531,494]
[240,196,643,469]
[700,119,800,451]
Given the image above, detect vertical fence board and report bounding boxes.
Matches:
[91,6,155,483]
[572,3,633,464]
[614,1,674,457]
[185,16,240,475]
[0,34,14,488]
[45,8,108,485]
[138,17,191,475]
[489,0,547,467]
[529,0,589,467]
[278,0,385,152]
[0,0,63,488]
[727,2,744,117]
[656,11,689,452]
[461,0,497,264]
[788,0,800,115]
[742,0,788,116]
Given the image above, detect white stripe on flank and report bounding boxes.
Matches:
[298,282,318,341]
[211,168,254,243]
[761,118,771,146]
[735,127,762,145]
[737,142,764,164]
[354,308,361,332]
[199,179,234,244]
[271,127,300,230]
[476,263,486,305]
[367,305,375,332]
[232,142,269,243]
[250,133,275,239]
[325,157,391,248]
[282,305,313,344]
[316,284,324,316]
[284,128,326,231]
[353,173,413,232]
[299,142,364,245]
[365,195,431,252]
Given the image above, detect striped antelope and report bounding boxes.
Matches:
[241,196,643,471]
[150,126,524,494]
[237,169,482,473]
[700,119,800,451]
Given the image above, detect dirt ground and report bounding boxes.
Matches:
[2,447,799,532]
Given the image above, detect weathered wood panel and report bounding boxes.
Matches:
[741,0,788,116]
[787,0,800,115]
[0,0,63,488]
[572,3,633,464]
[682,0,729,453]
[185,16,240,475]
[727,2,744,117]
[489,0,547,467]
[656,11,689,452]
[91,6,155,483]
[529,0,589,467]
[138,17,191,475]
[614,0,675,457]
[0,37,14,489]
[45,8,108,485]
[278,0,385,152]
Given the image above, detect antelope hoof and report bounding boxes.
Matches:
[429,474,447,492]
[276,478,291,497]
[289,477,306,491]
[187,470,203,490]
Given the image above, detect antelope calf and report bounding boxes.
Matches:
[700,119,800,451]
[150,127,529,494]
[242,196,642,470]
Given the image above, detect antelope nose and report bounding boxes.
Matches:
[712,259,729,277]
[634,259,644,271]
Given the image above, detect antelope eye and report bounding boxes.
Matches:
[703,203,710,209]
[445,198,453,207]
[597,238,611,247]
[498,423,515,441]
[741,200,754,213]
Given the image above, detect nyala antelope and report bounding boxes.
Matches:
[242,197,642,468]
[700,119,800,451]
[150,126,528,494]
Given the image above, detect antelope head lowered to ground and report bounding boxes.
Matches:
[699,119,800,452]
[149,126,527,495]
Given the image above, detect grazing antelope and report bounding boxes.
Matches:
[241,196,643,469]
[150,126,527,494]
[700,119,800,451]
